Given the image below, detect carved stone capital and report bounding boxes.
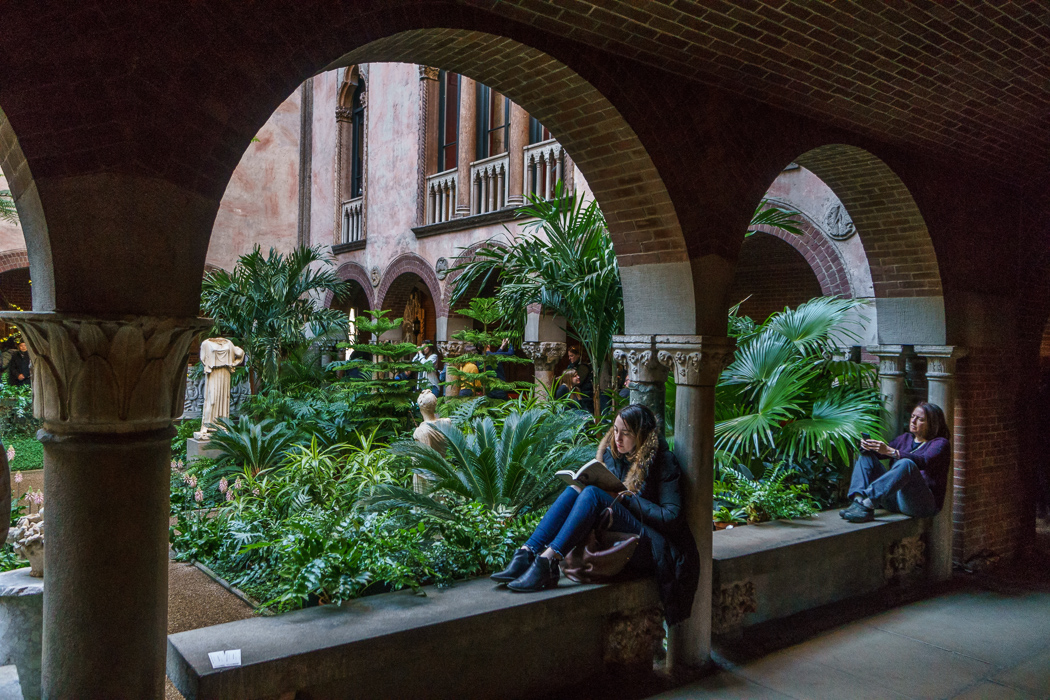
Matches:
[522,341,566,371]
[335,106,354,123]
[867,344,908,377]
[0,312,209,434]
[612,335,668,385]
[914,345,967,379]
[418,65,440,81]
[654,335,734,387]
[438,340,470,359]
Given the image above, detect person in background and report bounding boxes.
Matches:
[555,346,592,409]
[7,341,30,387]
[484,337,515,400]
[416,341,440,397]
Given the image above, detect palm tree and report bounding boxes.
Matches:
[201,244,351,392]
[715,296,884,471]
[363,407,594,519]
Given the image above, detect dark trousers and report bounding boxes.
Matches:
[848,453,938,517]
[525,486,655,572]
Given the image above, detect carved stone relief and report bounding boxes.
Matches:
[435,257,449,280]
[824,202,857,240]
[370,266,381,287]
[522,341,566,371]
[182,371,250,420]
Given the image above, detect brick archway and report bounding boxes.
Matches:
[325,260,374,310]
[748,211,853,299]
[0,248,28,275]
[374,254,442,318]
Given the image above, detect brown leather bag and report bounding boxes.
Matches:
[561,493,643,583]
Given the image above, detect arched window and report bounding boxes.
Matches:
[437,70,459,172]
[349,80,365,198]
[476,83,510,159]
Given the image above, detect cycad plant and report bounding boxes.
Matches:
[201,244,351,392]
[364,408,593,520]
[715,296,884,473]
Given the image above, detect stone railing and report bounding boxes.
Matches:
[425,169,457,224]
[340,197,364,243]
[524,138,564,200]
[470,152,509,215]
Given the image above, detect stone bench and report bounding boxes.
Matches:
[167,575,661,700]
[711,510,930,635]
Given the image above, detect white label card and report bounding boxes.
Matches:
[208,649,242,669]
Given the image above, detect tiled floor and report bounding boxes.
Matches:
[653,584,1050,700]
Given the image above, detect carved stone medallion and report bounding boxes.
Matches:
[435,257,449,280]
[824,202,857,240]
[370,266,381,287]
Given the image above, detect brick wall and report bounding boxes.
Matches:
[0,267,31,310]
[727,234,823,323]
[952,348,1024,563]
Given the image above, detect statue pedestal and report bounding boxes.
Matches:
[186,438,223,464]
[0,567,43,700]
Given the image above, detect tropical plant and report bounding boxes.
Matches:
[365,407,593,519]
[206,415,300,477]
[746,201,805,237]
[443,297,530,397]
[715,296,884,472]
[328,309,432,433]
[200,244,351,391]
[0,190,17,224]
[714,462,820,523]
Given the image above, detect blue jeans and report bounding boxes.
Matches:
[525,486,655,572]
[849,454,938,518]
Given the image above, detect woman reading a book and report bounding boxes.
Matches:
[491,404,700,625]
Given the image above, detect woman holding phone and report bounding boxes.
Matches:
[841,401,951,523]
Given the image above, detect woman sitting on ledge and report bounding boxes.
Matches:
[842,401,951,524]
[490,404,700,625]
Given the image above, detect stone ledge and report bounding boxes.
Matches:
[712,510,930,634]
[332,240,366,254]
[167,575,659,700]
[412,206,522,238]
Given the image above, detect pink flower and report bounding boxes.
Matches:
[252,487,260,496]
[29,490,43,506]
[170,460,178,470]
[188,475,197,488]
[233,477,242,491]
[219,477,228,493]
[194,489,204,503]
[6,446,14,462]
[177,460,184,469]
[14,472,22,484]
[225,489,234,502]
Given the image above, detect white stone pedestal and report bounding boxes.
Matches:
[0,567,42,700]
[186,437,222,464]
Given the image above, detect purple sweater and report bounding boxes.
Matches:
[887,433,951,510]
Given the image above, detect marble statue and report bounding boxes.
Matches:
[412,390,451,493]
[193,337,245,440]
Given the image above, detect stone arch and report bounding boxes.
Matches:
[791,145,945,344]
[749,210,853,300]
[374,253,442,318]
[327,28,694,334]
[325,260,375,310]
[377,270,439,346]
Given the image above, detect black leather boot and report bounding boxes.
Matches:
[491,548,535,583]
[507,555,560,592]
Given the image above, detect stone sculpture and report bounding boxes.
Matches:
[193,338,245,441]
[9,511,44,577]
[412,390,451,493]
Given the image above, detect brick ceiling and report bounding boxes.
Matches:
[483,0,1050,185]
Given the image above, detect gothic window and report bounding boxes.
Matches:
[437,70,459,172]
[476,83,510,159]
[349,80,365,198]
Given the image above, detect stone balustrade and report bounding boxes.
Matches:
[425,169,457,224]
[470,152,509,215]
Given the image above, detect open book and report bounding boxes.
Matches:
[555,459,626,492]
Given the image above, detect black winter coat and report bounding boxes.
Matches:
[598,431,700,625]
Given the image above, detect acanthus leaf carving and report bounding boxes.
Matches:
[0,313,209,434]
[522,341,566,371]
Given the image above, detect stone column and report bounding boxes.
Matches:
[868,345,909,437]
[522,341,566,399]
[0,312,206,699]
[455,77,476,218]
[438,340,469,397]
[915,345,967,582]
[656,335,734,672]
[506,102,529,207]
[613,335,669,431]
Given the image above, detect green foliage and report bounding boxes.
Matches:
[327,309,432,433]
[716,296,884,471]
[208,416,299,477]
[0,381,37,438]
[746,202,804,238]
[4,435,42,471]
[714,462,820,523]
[201,244,351,390]
[0,190,16,225]
[445,298,530,396]
[172,419,202,461]
[366,407,593,519]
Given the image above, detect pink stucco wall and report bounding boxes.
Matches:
[310,69,339,249]
[206,88,303,271]
[0,174,26,255]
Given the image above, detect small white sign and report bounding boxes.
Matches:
[208,649,242,669]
